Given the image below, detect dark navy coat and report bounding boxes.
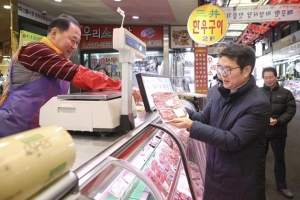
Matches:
[187,75,270,200]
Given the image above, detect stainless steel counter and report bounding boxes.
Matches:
[71,111,158,172]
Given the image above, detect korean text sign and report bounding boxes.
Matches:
[188,5,228,45]
[80,25,163,50]
[222,4,300,23]
[194,47,208,94]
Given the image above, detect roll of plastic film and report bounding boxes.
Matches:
[0,125,76,200]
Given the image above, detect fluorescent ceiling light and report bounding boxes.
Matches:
[228,24,248,30]
[228,0,264,7]
[146,51,162,56]
[3,5,11,9]
[132,16,139,19]
[226,32,242,37]
[54,0,62,2]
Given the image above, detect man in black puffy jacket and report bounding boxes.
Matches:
[261,67,296,199]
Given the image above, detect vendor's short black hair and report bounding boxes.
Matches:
[47,14,80,34]
[262,67,277,78]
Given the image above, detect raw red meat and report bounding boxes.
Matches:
[152,92,188,122]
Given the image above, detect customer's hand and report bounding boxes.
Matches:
[270,118,277,126]
[167,118,193,129]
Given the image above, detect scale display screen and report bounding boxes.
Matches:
[125,34,146,54]
[136,73,174,112]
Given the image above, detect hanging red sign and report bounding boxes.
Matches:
[194,46,208,94]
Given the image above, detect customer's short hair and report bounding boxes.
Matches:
[262,67,277,78]
[47,14,80,34]
[219,44,256,73]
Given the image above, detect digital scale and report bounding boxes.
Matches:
[39,8,147,133]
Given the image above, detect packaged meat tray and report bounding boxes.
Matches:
[121,169,136,184]
[188,161,204,198]
[149,158,172,192]
[156,130,164,138]
[165,123,190,143]
[156,142,180,170]
[162,133,180,154]
[143,167,168,198]
[175,171,193,200]
[178,169,204,200]
[174,190,193,200]
[109,177,129,198]
[155,150,176,180]
[151,92,188,122]
[149,136,161,148]
[136,144,154,163]
[132,144,155,171]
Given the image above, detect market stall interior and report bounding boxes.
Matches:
[16,0,300,44]
[1,0,300,199]
[40,25,147,133]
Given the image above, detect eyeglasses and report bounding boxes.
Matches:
[217,65,240,75]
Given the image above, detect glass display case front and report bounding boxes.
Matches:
[284,78,300,101]
[68,115,207,200]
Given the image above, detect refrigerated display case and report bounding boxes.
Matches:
[25,101,206,200]
[64,116,207,200]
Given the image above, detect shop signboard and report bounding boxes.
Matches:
[273,30,300,61]
[273,42,300,61]
[188,4,228,46]
[222,4,300,24]
[80,25,163,50]
[273,30,300,51]
[170,26,193,49]
[18,3,53,25]
[194,45,208,94]
[19,30,43,48]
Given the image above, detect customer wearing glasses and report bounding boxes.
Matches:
[168,44,270,200]
[261,67,296,199]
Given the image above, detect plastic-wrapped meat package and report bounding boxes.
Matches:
[136,144,154,163]
[121,169,136,184]
[156,130,164,138]
[165,124,190,143]
[109,177,129,198]
[143,167,168,198]
[162,133,180,154]
[174,171,193,200]
[174,191,192,200]
[157,142,180,170]
[151,92,188,122]
[188,161,204,198]
[155,150,176,180]
[149,158,172,192]
[149,136,161,147]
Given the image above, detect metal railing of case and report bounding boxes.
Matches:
[32,171,78,200]
[148,123,197,200]
[75,112,159,180]
[78,156,164,200]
